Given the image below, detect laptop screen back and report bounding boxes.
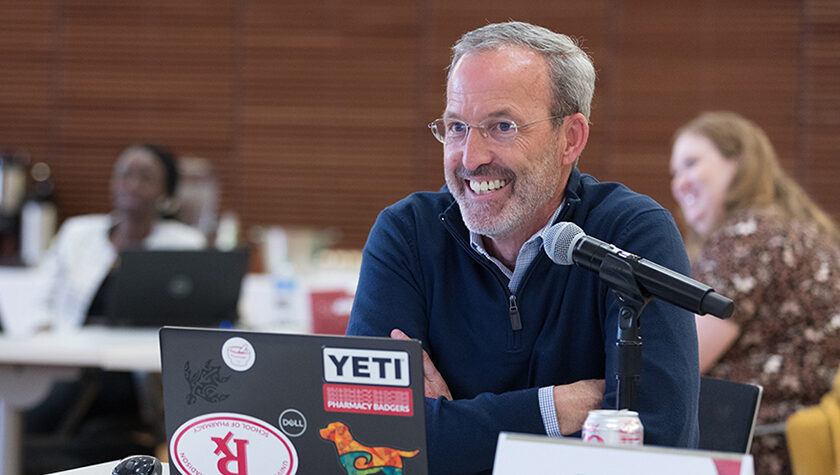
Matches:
[107,248,250,328]
[159,327,428,475]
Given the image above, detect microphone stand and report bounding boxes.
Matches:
[598,253,651,411]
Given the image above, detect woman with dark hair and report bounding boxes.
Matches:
[670,111,840,474]
[23,144,206,473]
[35,143,206,330]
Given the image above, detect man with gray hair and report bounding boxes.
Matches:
[348,21,699,474]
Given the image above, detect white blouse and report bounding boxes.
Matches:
[35,214,206,330]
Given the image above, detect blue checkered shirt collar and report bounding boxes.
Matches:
[469,201,565,292]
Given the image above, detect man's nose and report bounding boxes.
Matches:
[460,127,493,170]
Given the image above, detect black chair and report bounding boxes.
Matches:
[697,376,763,453]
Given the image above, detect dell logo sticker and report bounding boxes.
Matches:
[322,348,409,386]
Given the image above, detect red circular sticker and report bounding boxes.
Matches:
[170,412,298,475]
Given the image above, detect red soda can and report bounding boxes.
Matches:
[581,409,644,446]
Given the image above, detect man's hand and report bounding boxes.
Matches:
[553,379,605,435]
[391,328,453,400]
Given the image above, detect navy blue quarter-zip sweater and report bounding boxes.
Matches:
[348,169,700,475]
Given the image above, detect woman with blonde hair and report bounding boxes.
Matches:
[670,111,840,474]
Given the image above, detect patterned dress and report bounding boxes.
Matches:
[693,207,840,474]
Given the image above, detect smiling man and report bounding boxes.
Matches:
[347,21,700,474]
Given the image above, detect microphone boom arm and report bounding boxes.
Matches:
[599,252,649,412]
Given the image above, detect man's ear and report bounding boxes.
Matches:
[559,113,590,166]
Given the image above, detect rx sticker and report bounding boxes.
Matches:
[170,412,297,475]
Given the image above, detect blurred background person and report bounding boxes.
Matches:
[35,143,206,330]
[23,143,206,474]
[669,110,840,474]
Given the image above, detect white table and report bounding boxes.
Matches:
[0,327,161,475]
[0,266,358,475]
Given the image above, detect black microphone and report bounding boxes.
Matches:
[543,222,733,318]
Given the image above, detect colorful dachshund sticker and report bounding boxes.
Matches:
[320,422,420,475]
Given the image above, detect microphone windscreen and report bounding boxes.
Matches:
[543,222,585,265]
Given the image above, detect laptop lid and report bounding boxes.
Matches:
[159,326,428,475]
[698,376,764,454]
[108,248,250,328]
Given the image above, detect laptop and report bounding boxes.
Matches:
[159,326,429,474]
[107,248,250,328]
[698,376,763,453]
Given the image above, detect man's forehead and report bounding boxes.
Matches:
[450,45,546,81]
[445,45,551,116]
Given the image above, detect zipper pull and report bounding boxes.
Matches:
[508,295,522,331]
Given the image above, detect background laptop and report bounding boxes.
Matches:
[159,326,428,474]
[107,248,250,328]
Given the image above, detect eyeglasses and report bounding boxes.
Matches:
[428,116,563,145]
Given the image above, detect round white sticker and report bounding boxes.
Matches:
[170,412,298,475]
[278,408,307,437]
[221,337,256,371]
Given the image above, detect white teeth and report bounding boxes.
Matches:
[469,179,507,194]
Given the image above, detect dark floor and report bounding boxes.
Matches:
[22,369,164,474]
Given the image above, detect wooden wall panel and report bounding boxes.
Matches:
[44,1,237,220]
[800,0,840,218]
[236,1,423,244]
[606,0,801,216]
[0,1,53,161]
[0,0,836,257]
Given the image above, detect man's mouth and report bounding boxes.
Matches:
[468,179,508,195]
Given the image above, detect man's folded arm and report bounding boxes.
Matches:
[423,388,545,474]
